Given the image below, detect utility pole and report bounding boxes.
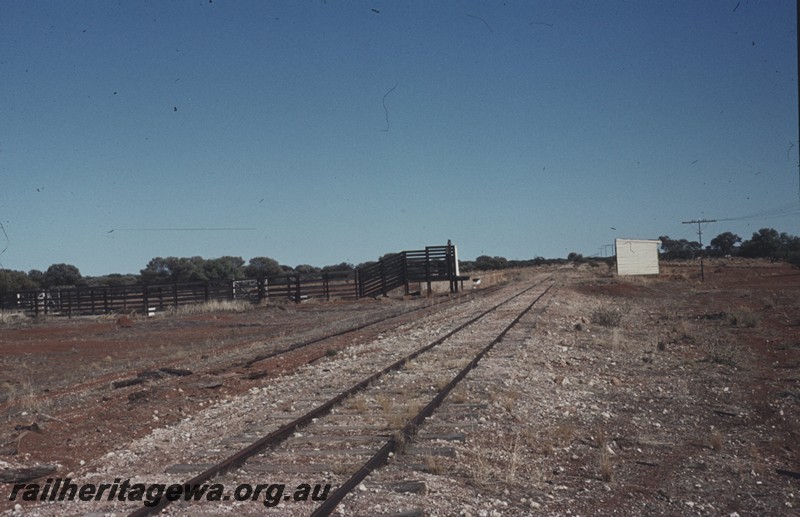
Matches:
[681,219,716,281]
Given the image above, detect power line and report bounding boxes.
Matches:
[715,202,800,223]
[109,228,256,232]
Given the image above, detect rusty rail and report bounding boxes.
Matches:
[309,284,553,516]
[128,280,548,517]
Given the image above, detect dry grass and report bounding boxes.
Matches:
[330,462,353,476]
[463,432,543,488]
[0,310,27,325]
[167,299,252,316]
[448,387,468,404]
[592,425,607,449]
[504,433,524,483]
[619,274,657,285]
[392,431,407,454]
[728,306,760,328]
[552,420,576,448]
[423,454,446,475]
[347,395,369,412]
[598,449,614,482]
[710,429,724,452]
[676,319,695,342]
[762,293,780,309]
[610,328,623,352]
[0,381,13,404]
[501,390,520,413]
[434,376,450,392]
[376,394,394,414]
[591,306,622,327]
[385,402,420,429]
[4,377,52,417]
[749,444,765,475]
[703,339,737,367]
[468,449,492,486]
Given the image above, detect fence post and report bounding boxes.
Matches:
[402,252,409,295]
[446,241,455,294]
[425,248,432,296]
[323,272,330,301]
[295,275,301,303]
[355,269,360,298]
[257,277,265,303]
[380,258,387,297]
[143,285,149,314]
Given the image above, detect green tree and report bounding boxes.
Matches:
[244,257,283,278]
[322,262,354,272]
[294,264,320,275]
[567,252,584,263]
[659,236,701,259]
[140,256,207,283]
[0,269,38,294]
[140,257,171,283]
[709,232,741,256]
[86,273,140,287]
[474,255,508,271]
[28,269,44,286]
[203,256,245,280]
[42,263,81,288]
[739,228,781,260]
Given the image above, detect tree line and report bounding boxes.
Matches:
[659,227,800,264]
[1,227,798,294]
[0,256,357,294]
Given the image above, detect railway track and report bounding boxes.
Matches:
[241,284,505,369]
[7,286,503,421]
[125,279,554,516]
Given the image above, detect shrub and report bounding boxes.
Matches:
[591,307,622,327]
[728,307,759,328]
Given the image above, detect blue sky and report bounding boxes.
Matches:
[1,1,798,276]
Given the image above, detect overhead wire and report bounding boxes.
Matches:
[0,220,8,268]
[714,201,800,223]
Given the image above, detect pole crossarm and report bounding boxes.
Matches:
[681,219,717,224]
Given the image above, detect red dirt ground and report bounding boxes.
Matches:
[1,260,798,515]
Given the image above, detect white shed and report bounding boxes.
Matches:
[615,238,660,276]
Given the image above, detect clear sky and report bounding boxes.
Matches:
[1,1,798,276]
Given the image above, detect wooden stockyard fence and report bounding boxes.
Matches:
[2,243,464,317]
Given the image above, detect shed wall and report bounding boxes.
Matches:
[615,239,660,276]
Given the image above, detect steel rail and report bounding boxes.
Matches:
[243,283,504,367]
[128,280,547,517]
[309,284,554,516]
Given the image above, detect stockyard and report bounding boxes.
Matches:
[1,261,798,516]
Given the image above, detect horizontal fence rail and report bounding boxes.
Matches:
[356,243,462,298]
[1,271,358,317]
[1,243,463,317]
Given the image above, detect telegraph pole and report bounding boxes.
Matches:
[681,219,716,281]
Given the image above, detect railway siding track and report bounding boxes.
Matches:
[21,276,553,516]
[4,286,500,422]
